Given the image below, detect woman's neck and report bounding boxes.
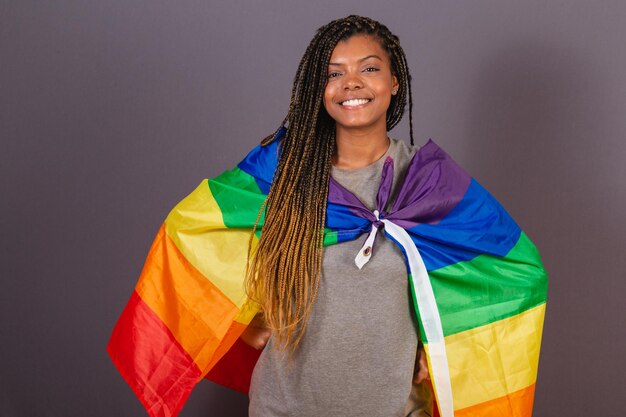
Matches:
[333,125,390,170]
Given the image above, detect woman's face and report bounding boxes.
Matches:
[323,34,399,133]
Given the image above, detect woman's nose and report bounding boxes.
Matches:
[343,72,363,90]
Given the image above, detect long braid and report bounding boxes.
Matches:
[246,15,415,353]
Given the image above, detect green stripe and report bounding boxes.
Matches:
[209,168,342,247]
[208,167,266,228]
[414,232,547,341]
[323,229,338,246]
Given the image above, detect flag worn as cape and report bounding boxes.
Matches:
[107,128,547,417]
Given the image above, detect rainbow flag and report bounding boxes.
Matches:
[107,128,547,417]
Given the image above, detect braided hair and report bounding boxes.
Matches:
[246,15,414,353]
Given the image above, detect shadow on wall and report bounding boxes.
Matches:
[465,38,625,416]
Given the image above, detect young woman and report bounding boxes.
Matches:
[240,15,433,417]
[108,14,547,417]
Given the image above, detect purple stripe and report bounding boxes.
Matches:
[328,177,376,222]
[327,139,471,229]
[376,156,394,215]
[386,139,470,228]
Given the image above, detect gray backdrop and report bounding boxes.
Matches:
[2,1,625,416]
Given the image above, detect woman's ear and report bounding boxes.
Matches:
[391,75,399,95]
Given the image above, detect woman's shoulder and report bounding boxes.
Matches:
[389,137,419,162]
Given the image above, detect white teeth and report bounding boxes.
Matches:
[341,98,370,106]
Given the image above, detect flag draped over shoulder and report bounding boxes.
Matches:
[107,128,547,417]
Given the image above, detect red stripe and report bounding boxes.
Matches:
[107,291,202,417]
[205,333,263,394]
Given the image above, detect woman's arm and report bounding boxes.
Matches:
[413,341,430,384]
[239,312,272,350]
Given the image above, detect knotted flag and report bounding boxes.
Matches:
[108,128,547,417]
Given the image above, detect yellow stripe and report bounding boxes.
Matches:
[425,304,545,411]
[164,181,258,308]
[234,299,261,324]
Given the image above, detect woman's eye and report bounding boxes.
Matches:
[364,67,380,72]
[328,72,341,78]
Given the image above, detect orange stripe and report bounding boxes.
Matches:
[455,384,536,417]
[136,224,239,373]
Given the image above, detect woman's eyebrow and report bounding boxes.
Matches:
[328,54,383,66]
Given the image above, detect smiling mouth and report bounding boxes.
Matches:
[341,98,371,107]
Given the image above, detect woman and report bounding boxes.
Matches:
[240,15,433,417]
[108,14,547,417]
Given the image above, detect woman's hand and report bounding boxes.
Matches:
[413,343,430,384]
[239,313,271,350]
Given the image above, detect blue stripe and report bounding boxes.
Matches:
[236,130,283,194]
[408,179,521,271]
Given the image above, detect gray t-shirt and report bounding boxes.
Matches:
[249,138,432,417]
